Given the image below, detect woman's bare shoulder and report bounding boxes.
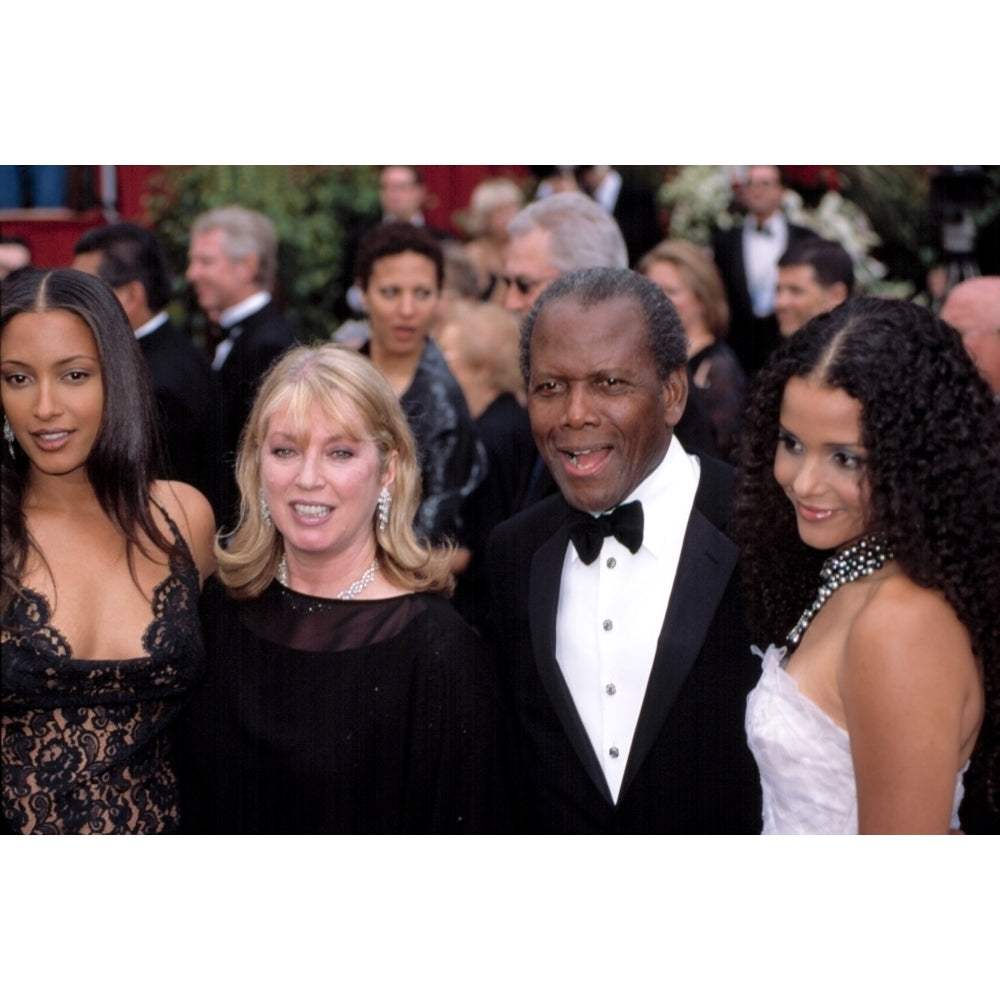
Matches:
[151,480,217,582]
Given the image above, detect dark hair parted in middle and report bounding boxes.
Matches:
[519,267,688,386]
[354,222,445,291]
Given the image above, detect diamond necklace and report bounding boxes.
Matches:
[786,536,893,647]
[276,555,379,600]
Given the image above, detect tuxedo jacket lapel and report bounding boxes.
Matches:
[620,468,739,798]
[529,522,614,804]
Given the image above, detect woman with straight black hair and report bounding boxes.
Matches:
[1,268,215,834]
[738,296,1000,833]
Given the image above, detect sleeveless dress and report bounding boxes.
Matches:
[745,645,966,834]
[1,511,204,834]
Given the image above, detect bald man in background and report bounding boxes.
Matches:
[941,276,1000,399]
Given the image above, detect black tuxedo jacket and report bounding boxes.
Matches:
[215,299,298,523]
[485,454,761,833]
[711,219,815,375]
[611,178,663,267]
[139,318,220,509]
[216,299,297,455]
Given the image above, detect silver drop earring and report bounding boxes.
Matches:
[377,488,392,531]
[3,416,14,460]
[260,487,271,526]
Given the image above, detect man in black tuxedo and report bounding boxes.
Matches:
[187,206,297,525]
[485,267,761,833]
[504,192,718,508]
[711,165,815,376]
[73,223,221,513]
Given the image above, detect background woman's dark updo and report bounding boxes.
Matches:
[353,221,445,290]
[1,268,183,619]
[734,296,1000,821]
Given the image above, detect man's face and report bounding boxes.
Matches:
[742,166,785,221]
[379,167,425,222]
[941,281,1000,395]
[186,228,257,316]
[502,227,563,321]
[775,264,844,336]
[526,294,685,513]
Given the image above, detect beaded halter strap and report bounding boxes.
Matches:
[786,536,894,647]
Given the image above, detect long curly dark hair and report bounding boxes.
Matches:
[1,268,189,621]
[735,296,1000,823]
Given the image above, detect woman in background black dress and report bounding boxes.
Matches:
[174,344,503,833]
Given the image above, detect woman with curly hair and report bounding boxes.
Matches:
[172,344,503,833]
[737,297,1000,834]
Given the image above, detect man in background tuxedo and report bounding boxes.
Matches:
[485,267,761,833]
[73,223,221,513]
[575,166,662,267]
[711,165,815,375]
[774,237,855,338]
[187,206,297,525]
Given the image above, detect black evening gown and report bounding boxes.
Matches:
[174,576,504,834]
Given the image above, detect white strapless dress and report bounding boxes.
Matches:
[745,645,966,834]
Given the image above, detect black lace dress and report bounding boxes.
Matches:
[173,577,505,833]
[1,517,204,834]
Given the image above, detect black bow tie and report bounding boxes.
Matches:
[568,500,644,564]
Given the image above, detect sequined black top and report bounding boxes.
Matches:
[366,338,485,546]
[1,514,203,834]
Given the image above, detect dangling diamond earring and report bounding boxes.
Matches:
[377,487,392,531]
[3,416,15,460]
[260,487,271,526]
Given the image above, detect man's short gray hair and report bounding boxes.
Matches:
[519,267,687,385]
[507,191,628,272]
[191,205,278,290]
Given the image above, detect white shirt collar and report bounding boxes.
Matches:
[219,290,271,330]
[591,169,622,215]
[134,311,169,340]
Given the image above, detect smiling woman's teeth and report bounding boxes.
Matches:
[292,503,332,516]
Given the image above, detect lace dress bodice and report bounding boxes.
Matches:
[745,644,966,834]
[2,518,203,834]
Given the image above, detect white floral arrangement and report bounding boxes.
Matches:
[659,166,914,298]
[657,165,737,245]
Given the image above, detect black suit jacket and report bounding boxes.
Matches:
[712,219,815,375]
[139,317,221,510]
[215,299,298,523]
[611,178,663,267]
[485,454,761,833]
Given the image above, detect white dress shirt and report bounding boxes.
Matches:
[555,436,701,802]
[743,212,788,317]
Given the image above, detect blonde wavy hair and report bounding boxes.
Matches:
[217,343,455,599]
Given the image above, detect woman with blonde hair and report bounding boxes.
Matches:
[459,177,525,303]
[174,343,502,833]
[638,239,745,460]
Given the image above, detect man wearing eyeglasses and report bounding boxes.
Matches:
[502,191,628,321]
[711,165,815,376]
